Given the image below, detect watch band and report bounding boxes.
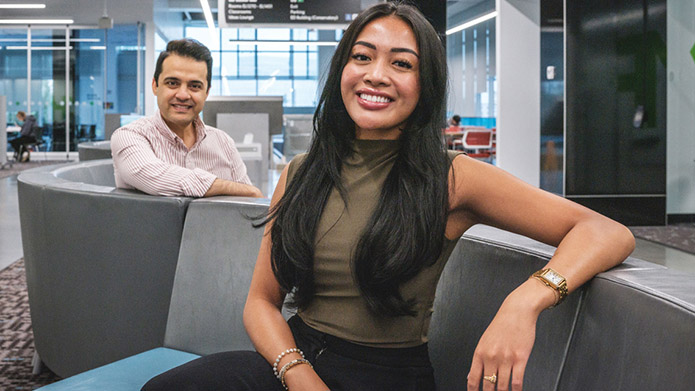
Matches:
[531,268,568,307]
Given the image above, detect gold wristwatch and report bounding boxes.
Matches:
[531,268,568,307]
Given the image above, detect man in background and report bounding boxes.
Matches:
[9,111,38,162]
[111,38,262,198]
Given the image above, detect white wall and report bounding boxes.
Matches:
[667,2,695,215]
[495,0,540,187]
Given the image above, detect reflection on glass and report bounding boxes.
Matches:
[71,29,105,150]
[4,24,144,153]
[0,28,28,130]
[185,25,329,108]
[29,29,66,151]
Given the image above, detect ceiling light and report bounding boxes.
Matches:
[199,0,215,31]
[446,11,497,35]
[0,19,74,24]
[0,4,46,9]
[6,46,73,50]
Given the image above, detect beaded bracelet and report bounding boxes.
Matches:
[273,348,305,379]
[279,358,313,390]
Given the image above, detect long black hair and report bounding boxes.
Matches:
[265,2,450,317]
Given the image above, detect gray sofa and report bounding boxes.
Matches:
[18,160,192,377]
[77,140,112,161]
[18,160,695,390]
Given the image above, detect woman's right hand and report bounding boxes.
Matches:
[283,363,330,390]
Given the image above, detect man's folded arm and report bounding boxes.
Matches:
[112,129,264,197]
[204,178,264,197]
[111,131,211,196]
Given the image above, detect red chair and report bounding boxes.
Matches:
[461,128,493,161]
[443,125,463,150]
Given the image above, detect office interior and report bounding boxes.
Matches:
[1,0,694,388]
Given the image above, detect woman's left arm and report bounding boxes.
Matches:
[446,155,635,391]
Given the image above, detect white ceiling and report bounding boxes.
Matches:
[0,0,155,26]
[0,0,489,27]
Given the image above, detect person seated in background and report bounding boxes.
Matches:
[111,38,262,198]
[446,114,461,131]
[9,111,38,162]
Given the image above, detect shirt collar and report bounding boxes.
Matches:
[154,110,208,148]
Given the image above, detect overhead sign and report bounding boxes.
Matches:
[218,0,361,28]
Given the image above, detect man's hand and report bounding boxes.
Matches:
[204,178,264,198]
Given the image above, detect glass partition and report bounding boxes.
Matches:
[185,26,331,110]
[72,29,106,147]
[3,24,143,155]
[29,29,67,151]
[0,28,28,151]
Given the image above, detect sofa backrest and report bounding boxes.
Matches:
[77,141,113,162]
[163,197,270,354]
[557,266,695,391]
[429,225,583,390]
[51,158,115,187]
[18,160,192,377]
[430,225,695,391]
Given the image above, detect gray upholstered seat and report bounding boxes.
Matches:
[430,225,583,390]
[78,140,112,161]
[34,197,270,390]
[163,197,269,354]
[18,160,192,377]
[18,165,695,389]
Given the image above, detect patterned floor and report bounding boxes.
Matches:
[630,224,695,255]
[0,259,61,389]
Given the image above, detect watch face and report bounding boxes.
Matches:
[545,270,563,286]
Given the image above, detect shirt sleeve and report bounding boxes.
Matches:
[111,128,216,197]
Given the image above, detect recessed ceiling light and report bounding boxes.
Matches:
[446,11,497,35]
[0,19,74,24]
[0,4,46,9]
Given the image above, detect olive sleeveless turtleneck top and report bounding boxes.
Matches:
[286,139,461,347]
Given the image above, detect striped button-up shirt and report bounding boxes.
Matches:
[111,112,251,197]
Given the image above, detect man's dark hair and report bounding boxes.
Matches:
[153,38,213,91]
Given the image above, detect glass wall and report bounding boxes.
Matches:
[185,26,338,111]
[31,28,69,152]
[540,30,564,195]
[0,28,28,127]
[2,24,144,153]
[446,19,497,124]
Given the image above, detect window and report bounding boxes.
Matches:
[185,25,338,109]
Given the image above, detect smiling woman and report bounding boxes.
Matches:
[141,3,634,391]
[340,16,421,140]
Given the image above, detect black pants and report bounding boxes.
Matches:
[142,316,436,391]
[9,135,36,155]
